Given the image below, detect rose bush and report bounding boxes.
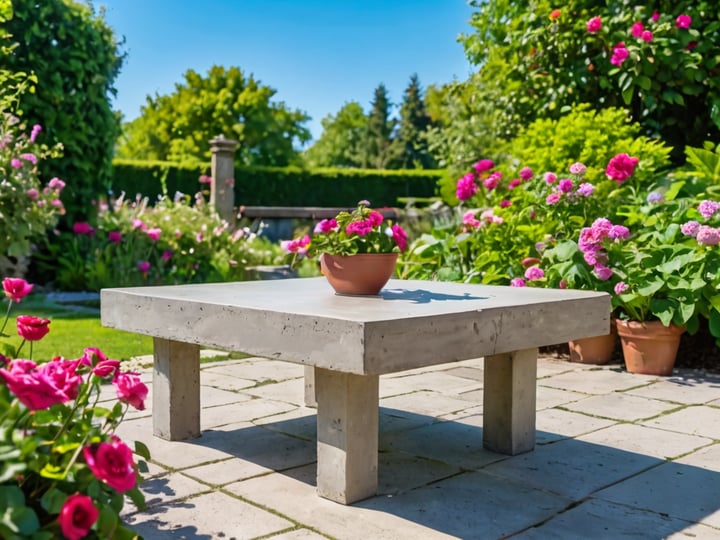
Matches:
[0,277,149,539]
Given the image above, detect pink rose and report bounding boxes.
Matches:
[676,14,691,29]
[314,218,338,234]
[3,277,33,302]
[456,173,478,201]
[611,43,629,66]
[606,153,639,183]
[586,16,602,33]
[641,30,653,43]
[391,224,408,251]
[58,494,99,540]
[41,359,83,400]
[83,438,137,492]
[0,359,68,410]
[17,315,51,341]
[631,21,644,38]
[114,372,148,410]
[569,162,586,175]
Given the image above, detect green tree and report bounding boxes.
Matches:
[397,74,435,169]
[360,83,402,169]
[117,65,311,167]
[457,0,720,161]
[0,0,124,219]
[304,101,368,168]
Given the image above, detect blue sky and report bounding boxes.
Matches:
[95,0,475,142]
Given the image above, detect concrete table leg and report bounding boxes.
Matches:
[482,348,537,455]
[152,337,201,441]
[315,367,379,504]
[303,365,317,407]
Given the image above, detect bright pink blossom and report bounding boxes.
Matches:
[577,183,594,197]
[314,218,338,234]
[463,211,481,229]
[26,188,39,200]
[608,225,630,240]
[631,21,644,38]
[17,315,50,341]
[500,199,512,208]
[594,264,613,281]
[391,224,408,251]
[676,14,691,29]
[651,12,660,22]
[508,179,521,190]
[484,172,502,190]
[280,234,311,254]
[162,250,173,261]
[198,174,212,184]
[58,493,99,540]
[48,177,65,190]
[114,372,148,410]
[42,359,83,400]
[586,16,602,33]
[614,282,628,295]
[606,153,639,183]
[473,159,494,174]
[29,124,42,143]
[641,30,653,43]
[519,167,533,180]
[131,218,146,230]
[20,153,37,165]
[72,222,95,236]
[0,359,68,410]
[558,179,574,193]
[108,230,122,244]
[544,172,557,184]
[456,173,477,201]
[137,261,151,273]
[3,277,33,302]
[11,158,22,168]
[611,43,629,66]
[569,162,586,175]
[146,227,162,241]
[83,439,137,492]
[546,193,561,205]
[510,277,526,287]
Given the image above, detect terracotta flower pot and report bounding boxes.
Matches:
[615,319,685,376]
[568,322,617,365]
[319,253,398,295]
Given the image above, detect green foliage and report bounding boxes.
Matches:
[304,101,368,168]
[457,0,720,161]
[0,0,124,220]
[112,159,442,208]
[116,65,311,167]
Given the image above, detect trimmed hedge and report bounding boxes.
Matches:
[111,160,442,207]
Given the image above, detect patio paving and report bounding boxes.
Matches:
[116,354,720,539]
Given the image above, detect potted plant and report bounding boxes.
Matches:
[1,277,149,539]
[605,196,717,375]
[281,200,409,295]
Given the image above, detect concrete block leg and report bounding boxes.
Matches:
[315,367,379,504]
[303,365,317,408]
[152,338,201,440]
[482,348,537,455]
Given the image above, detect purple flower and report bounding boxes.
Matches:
[594,265,613,281]
[608,225,630,240]
[647,191,664,204]
[681,221,700,237]
[577,183,594,197]
[698,200,720,219]
[524,266,545,281]
[696,226,720,246]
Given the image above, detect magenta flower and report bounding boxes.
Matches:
[510,277,526,287]
[456,173,478,201]
[519,166,533,180]
[280,234,311,254]
[586,16,602,33]
[611,43,629,66]
[500,199,512,208]
[108,231,122,244]
[3,277,33,302]
[114,372,148,411]
[146,227,162,242]
[558,179,574,193]
[606,153,639,183]
[473,159,494,174]
[593,264,613,281]
[698,200,719,219]
[131,218,145,230]
[58,493,99,540]
[26,188,39,200]
[137,261,151,273]
[608,225,630,240]
[11,158,22,168]
[29,124,42,143]
[314,218,338,234]
[17,315,51,342]
[508,178,521,190]
[72,222,95,236]
[524,266,544,281]
[20,153,37,165]
[641,30,653,43]
[484,171,502,190]
[161,250,173,261]
[676,14,691,29]
[631,21,644,38]
[681,221,700,237]
[614,282,628,295]
[82,439,137,493]
[651,12,660,22]
[391,224,408,251]
[462,211,482,229]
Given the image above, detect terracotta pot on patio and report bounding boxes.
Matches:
[615,319,685,376]
[567,322,617,365]
[319,253,398,295]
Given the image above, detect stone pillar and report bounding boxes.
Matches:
[209,134,239,224]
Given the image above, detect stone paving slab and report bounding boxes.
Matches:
[119,357,720,539]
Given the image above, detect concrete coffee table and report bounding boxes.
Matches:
[101,277,609,504]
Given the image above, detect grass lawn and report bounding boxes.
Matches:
[3,295,249,364]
